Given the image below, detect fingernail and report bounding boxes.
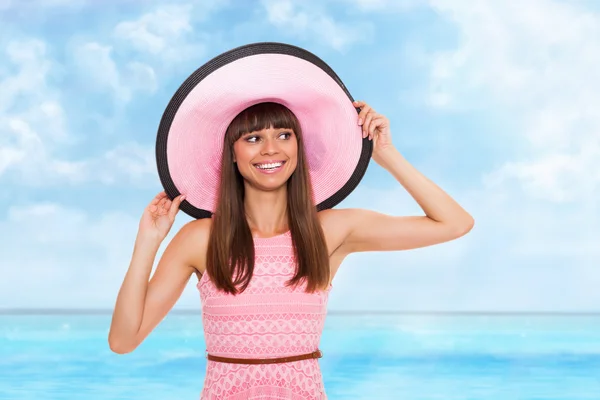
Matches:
[358,118,363,125]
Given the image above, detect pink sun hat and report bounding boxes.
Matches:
[156,42,372,219]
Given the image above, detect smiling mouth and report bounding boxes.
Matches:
[253,161,286,172]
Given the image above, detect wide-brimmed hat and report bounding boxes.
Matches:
[155,42,372,219]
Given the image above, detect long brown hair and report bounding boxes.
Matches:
[206,102,330,295]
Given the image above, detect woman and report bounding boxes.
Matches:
[109,44,473,399]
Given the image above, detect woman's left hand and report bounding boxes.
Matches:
[354,100,394,162]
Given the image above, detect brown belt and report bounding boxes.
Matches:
[206,349,323,365]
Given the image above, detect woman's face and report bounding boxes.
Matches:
[232,127,298,191]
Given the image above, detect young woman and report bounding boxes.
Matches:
[108,44,473,399]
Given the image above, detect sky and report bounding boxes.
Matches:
[0,0,599,312]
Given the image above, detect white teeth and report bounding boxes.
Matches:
[255,162,283,169]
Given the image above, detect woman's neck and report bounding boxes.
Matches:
[243,186,288,236]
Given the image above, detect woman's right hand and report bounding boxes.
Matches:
[138,191,186,242]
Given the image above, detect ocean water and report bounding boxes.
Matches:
[1,313,599,399]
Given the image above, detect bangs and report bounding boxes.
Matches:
[227,102,299,141]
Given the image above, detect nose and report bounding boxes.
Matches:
[260,136,279,156]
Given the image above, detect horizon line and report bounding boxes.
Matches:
[1,309,599,316]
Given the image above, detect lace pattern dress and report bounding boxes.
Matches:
[197,231,331,399]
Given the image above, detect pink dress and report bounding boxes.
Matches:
[197,231,331,399]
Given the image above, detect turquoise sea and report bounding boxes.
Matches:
[1,313,599,399]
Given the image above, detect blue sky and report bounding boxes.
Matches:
[1,0,599,312]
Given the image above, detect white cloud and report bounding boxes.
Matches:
[92,141,157,186]
[113,4,207,64]
[0,202,198,309]
[0,39,76,181]
[425,0,600,202]
[1,39,51,112]
[0,38,157,186]
[66,2,227,102]
[399,0,600,310]
[484,150,600,203]
[0,147,24,175]
[124,61,158,93]
[261,0,373,52]
[114,4,193,55]
[73,42,124,98]
[0,0,86,10]
[334,0,423,12]
[38,0,86,7]
[72,41,157,103]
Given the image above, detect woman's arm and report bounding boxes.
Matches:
[336,101,474,255]
[108,192,206,354]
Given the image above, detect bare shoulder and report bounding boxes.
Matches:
[318,208,363,232]
[173,217,212,275]
[317,208,355,256]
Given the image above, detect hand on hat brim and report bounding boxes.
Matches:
[139,191,186,242]
[353,100,393,156]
